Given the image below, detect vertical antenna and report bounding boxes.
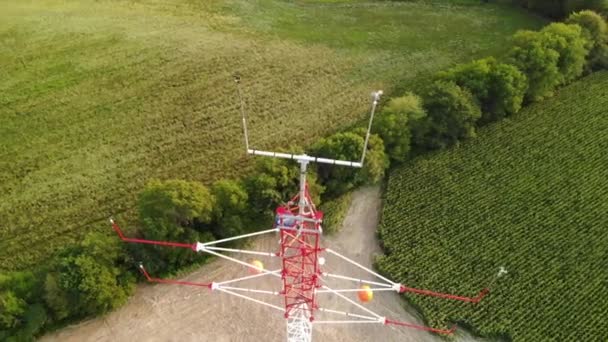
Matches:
[360,90,383,165]
[234,73,250,153]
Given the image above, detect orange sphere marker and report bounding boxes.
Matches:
[358,285,373,302]
[249,259,264,274]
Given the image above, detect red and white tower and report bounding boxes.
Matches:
[109,76,501,342]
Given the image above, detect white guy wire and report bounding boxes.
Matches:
[321,273,393,288]
[217,288,284,312]
[216,269,281,286]
[320,285,382,319]
[217,286,280,295]
[313,320,381,325]
[201,248,281,279]
[325,248,396,286]
[197,228,278,248]
[315,288,395,294]
[204,246,276,257]
[318,308,378,321]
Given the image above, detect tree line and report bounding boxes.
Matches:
[2,8,607,342]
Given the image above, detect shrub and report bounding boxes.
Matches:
[440,57,528,123]
[541,23,591,83]
[372,92,426,163]
[508,30,562,102]
[417,80,482,149]
[566,10,608,70]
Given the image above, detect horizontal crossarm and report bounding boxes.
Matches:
[248,150,363,168]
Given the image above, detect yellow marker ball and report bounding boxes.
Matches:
[249,260,264,274]
[358,285,373,302]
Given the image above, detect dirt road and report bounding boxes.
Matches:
[41,186,483,342]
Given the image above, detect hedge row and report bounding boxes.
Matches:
[373,10,607,163]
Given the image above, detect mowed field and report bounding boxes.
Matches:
[377,71,608,340]
[0,0,542,271]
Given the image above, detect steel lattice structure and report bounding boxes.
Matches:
[109,77,504,341]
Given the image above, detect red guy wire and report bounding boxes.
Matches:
[138,264,212,288]
[384,319,457,335]
[111,219,197,250]
[400,285,489,304]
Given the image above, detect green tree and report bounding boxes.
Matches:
[138,179,215,227]
[566,10,608,70]
[43,273,70,321]
[372,93,426,163]
[244,154,325,217]
[310,132,365,196]
[310,130,387,196]
[244,172,282,217]
[44,233,135,319]
[0,271,46,340]
[418,80,482,149]
[136,179,216,273]
[211,179,249,239]
[0,291,26,330]
[352,128,389,186]
[15,304,47,341]
[440,57,528,123]
[508,30,561,102]
[541,23,590,83]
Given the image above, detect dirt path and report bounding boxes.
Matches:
[41,186,483,342]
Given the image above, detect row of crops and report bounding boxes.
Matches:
[377,71,608,340]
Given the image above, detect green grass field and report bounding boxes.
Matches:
[377,71,608,340]
[0,0,542,271]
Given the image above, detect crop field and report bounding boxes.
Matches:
[0,0,542,271]
[377,71,608,340]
